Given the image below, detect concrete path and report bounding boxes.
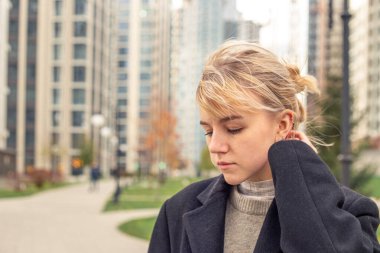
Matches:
[0,180,159,253]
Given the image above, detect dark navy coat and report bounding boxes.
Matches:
[148,140,380,253]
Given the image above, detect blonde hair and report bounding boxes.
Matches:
[196,40,320,130]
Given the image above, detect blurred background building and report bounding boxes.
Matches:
[171,0,225,173]
[5,0,118,176]
[350,0,380,141]
[0,0,10,150]
[116,0,171,175]
[1,0,379,177]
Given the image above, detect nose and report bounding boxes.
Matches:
[208,132,228,154]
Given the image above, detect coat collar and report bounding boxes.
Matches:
[182,175,231,253]
[182,175,282,253]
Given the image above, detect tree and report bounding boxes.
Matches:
[199,146,215,177]
[144,110,182,172]
[307,75,376,194]
[79,137,94,167]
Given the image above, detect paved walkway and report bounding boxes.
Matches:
[0,180,159,253]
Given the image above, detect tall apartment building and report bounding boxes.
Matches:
[222,0,241,40]
[6,0,117,175]
[308,0,342,90]
[0,0,11,149]
[367,0,380,138]
[172,0,224,173]
[238,20,261,42]
[350,0,369,141]
[326,0,343,79]
[116,0,171,174]
[351,0,380,140]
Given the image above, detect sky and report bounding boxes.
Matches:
[236,0,272,23]
[170,0,308,66]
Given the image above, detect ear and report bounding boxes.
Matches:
[276,109,294,138]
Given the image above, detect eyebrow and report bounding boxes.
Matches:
[200,115,243,126]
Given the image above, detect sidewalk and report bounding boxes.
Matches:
[0,180,158,253]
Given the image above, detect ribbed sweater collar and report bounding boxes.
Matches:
[229,179,274,215]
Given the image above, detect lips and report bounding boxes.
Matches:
[217,161,234,166]
[217,161,235,170]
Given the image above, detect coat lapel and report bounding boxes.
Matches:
[253,200,282,253]
[182,176,230,253]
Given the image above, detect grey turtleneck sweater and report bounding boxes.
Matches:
[224,179,275,253]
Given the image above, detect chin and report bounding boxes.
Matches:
[222,174,244,186]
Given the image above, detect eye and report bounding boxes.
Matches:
[204,131,213,136]
[227,128,242,135]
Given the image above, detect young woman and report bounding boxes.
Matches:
[148,41,380,253]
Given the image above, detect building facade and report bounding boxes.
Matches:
[367,0,380,138]
[6,0,117,175]
[172,0,224,173]
[0,0,11,149]
[116,0,171,174]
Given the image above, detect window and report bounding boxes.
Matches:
[119,48,128,55]
[140,73,150,80]
[117,86,127,93]
[27,21,37,36]
[8,63,17,81]
[72,89,85,104]
[55,0,62,15]
[53,89,60,104]
[141,60,151,67]
[72,111,84,127]
[26,109,35,124]
[118,73,128,80]
[27,64,36,81]
[25,130,35,148]
[140,85,151,93]
[74,21,86,37]
[26,87,35,102]
[9,20,18,34]
[118,61,127,67]
[71,133,84,149]
[51,133,59,145]
[27,43,36,58]
[117,99,127,106]
[54,22,62,38]
[74,0,87,15]
[73,44,86,59]
[118,35,128,42]
[73,66,86,82]
[117,125,126,131]
[53,44,61,60]
[117,112,127,118]
[139,98,149,106]
[52,111,60,127]
[119,22,128,29]
[53,66,61,82]
[139,111,149,118]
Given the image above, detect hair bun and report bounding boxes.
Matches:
[286,64,320,95]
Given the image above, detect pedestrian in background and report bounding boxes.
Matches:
[89,162,100,191]
[148,40,380,253]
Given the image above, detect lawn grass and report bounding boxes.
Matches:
[114,176,380,242]
[364,176,380,198]
[0,182,72,199]
[118,216,157,241]
[104,177,200,212]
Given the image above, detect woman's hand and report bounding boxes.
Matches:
[286,130,318,153]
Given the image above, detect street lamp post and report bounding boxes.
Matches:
[100,126,111,174]
[91,114,105,168]
[339,0,352,187]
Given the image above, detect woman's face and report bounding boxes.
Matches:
[200,108,279,185]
